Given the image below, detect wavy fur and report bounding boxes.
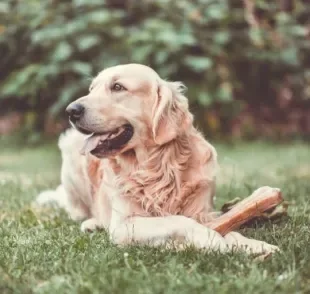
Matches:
[36,64,279,254]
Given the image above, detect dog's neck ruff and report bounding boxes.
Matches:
[115,134,194,216]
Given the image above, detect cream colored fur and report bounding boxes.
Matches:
[37,64,279,255]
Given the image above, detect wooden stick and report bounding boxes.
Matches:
[207,188,283,236]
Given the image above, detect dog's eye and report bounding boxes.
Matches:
[112,83,126,92]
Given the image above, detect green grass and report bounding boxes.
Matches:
[0,140,310,294]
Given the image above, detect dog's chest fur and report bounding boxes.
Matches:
[86,136,216,222]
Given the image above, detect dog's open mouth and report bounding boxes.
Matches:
[80,124,134,157]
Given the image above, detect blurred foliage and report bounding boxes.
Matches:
[0,0,310,139]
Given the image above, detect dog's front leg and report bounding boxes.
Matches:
[109,215,228,252]
[224,231,279,255]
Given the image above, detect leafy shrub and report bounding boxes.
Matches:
[0,0,309,138]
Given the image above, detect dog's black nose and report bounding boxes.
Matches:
[66,103,84,121]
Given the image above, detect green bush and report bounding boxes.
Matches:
[0,0,309,138]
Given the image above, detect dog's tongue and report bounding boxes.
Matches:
[80,134,109,155]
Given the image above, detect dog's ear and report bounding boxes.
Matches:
[152,80,193,145]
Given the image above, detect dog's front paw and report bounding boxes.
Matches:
[240,239,280,256]
[81,218,98,232]
[225,232,280,255]
[250,241,280,255]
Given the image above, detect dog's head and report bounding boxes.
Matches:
[66,63,193,158]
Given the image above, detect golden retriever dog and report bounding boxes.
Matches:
[37,63,279,254]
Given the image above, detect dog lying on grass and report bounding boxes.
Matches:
[37,63,279,255]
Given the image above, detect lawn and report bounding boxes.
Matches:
[0,139,310,294]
